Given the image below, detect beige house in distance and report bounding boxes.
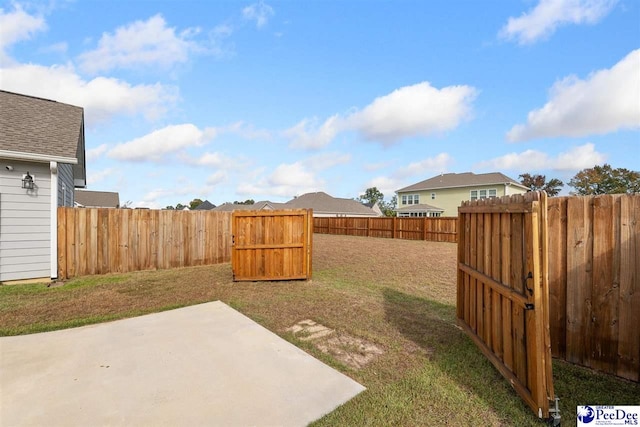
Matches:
[395,172,529,217]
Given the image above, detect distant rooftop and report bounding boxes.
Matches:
[397,172,528,192]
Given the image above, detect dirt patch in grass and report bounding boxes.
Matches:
[287,319,385,370]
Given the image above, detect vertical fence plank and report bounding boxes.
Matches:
[65,208,76,279]
[57,207,67,279]
[590,195,619,373]
[617,195,640,381]
[501,210,514,371]
[565,197,593,365]
[491,212,503,359]
[547,197,567,359]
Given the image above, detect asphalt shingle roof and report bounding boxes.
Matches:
[75,190,120,208]
[395,203,444,212]
[212,201,287,212]
[397,172,528,192]
[193,200,216,210]
[285,192,379,216]
[0,90,84,161]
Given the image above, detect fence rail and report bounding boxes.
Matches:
[57,208,232,279]
[313,216,458,243]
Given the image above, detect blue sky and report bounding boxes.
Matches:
[1,0,638,208]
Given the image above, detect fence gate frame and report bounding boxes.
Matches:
[232,209,313,281]
[456,191,556,420]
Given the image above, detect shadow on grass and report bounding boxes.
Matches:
[382,287,545,425]
[382,288,640,425]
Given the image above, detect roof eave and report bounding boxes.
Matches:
[0,149,78,165]
[397,181,527,192]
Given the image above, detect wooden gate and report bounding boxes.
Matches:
[232,209,312,281]
[457,192,555,419]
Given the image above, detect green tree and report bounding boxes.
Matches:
[519,173,564,196]
[189,198,204,210]
[358,187,384,205]
[568,164,640,195]
[358,187,396,217]
[382,195,397,217]
[233,199,255,205]
[175,203,187,210]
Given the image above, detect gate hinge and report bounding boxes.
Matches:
[547,396,561,426]
[524,303,535,310]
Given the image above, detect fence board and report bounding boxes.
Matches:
[617,195,640,381]
[57,208,232,279]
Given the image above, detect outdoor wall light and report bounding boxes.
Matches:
[5,165,13,171]
[22,172,35,190]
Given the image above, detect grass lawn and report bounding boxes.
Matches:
[2,234,638,425]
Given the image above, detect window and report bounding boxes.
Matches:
[401,194,420,205]
[470,188,497,201]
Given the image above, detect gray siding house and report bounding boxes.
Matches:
[0,90,86,282]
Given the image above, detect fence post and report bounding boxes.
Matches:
[423,218,427,241]
[393,217,397,239]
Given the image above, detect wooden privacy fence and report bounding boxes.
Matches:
[457,192,555,420]
[57,208,232,279]
[313,216,457,243]
[232,209,312,281]
[547,194,640,382]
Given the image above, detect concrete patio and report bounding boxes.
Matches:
[0,301,365,426]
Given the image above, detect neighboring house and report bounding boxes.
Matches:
[0,90,86,282]
[193,200,216,210]
[75,190,120,208]
[212,201,286,212]
[363,201,384,216]
[396,172,528,217]
[285,192,381,217]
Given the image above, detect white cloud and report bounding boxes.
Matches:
[78,14,206,73]
[304,152,352,172]
[242,1,275,28]
[87,167,117,185]
[206,171,227,186]
[286,82,477,149]
[0,4,46,52]
[39,41,68,54]
[507,49,640,141]
[362,176,404,200]
[364,152,453,197]
[109,124,216,162]
[0,63,177,125]
[285,116,341,149]
[396,153,453,179]
[237,162,323,198]
[86,144,109,162]
[475,143,606,171]
[222,121,271,140]
[347,82,477,144]
[135,187,188,209]
[500,0,617,44]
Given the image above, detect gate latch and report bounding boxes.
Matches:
[524,271,534,296]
